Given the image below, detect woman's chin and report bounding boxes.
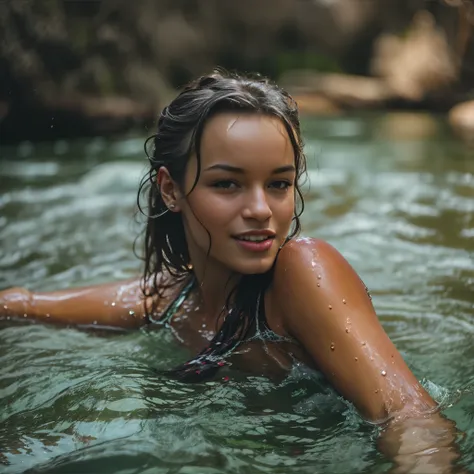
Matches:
[230,258,275,275]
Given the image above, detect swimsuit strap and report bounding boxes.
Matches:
[253,290,296,344]
[149,276,196,325]
[150,276,296,345]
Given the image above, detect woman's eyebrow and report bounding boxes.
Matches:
[204,164,296,174]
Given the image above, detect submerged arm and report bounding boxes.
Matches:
[0,279,148,329]
[273,238,463,473]
[378,413,463,473]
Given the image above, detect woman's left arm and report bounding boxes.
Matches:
[273,238,463,472]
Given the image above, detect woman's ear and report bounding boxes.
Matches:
[157,167,182,212]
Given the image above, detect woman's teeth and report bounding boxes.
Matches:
[237,236,270,242]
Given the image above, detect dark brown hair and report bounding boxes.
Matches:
[137,70,306,381]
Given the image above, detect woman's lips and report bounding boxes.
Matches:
[233,236,274,252]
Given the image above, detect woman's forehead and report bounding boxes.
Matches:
[199,112,293,166]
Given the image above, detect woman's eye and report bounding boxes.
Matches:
[211,180,238,190]
[270,180,292,190]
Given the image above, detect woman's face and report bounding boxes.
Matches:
[179,112,296,276]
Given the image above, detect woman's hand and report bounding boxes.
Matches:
[378,412,465,473]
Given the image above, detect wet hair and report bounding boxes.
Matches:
[137,69,306,381]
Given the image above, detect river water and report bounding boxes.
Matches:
[0,113,473,473]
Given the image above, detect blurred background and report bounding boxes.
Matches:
[0,0,474,143]
[1,2,474,472]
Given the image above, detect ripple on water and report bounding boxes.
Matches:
[0,118,473,472]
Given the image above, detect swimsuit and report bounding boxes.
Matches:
[152,276,296,345]
[249,291,295,344]
[150,277,196,326]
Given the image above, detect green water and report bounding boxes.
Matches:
[0,113,473,473]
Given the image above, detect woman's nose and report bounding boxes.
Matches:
[241,188,272,222]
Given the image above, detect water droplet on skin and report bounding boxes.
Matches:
[317,274,322,279]
[375,389,379,394]
[345,328,350,333]
[354,357,358,361]
[381,370,387,376]
[342,299,346,304]
[129,310,135,316]
[328,305,332,310]
[362,342,366,346]
[111,302,116,307]
[23,313,27,318]
[370,357,374,361]
[46,314,50,318]
[3,305,7,310]
[317,283,320,287]
[330,343,335,351]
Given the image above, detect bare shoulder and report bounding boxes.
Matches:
[270,236,435,421]
[275,237,345,268]
[274,237,358,285]
[270,236,372,331]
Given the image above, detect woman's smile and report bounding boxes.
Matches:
[232,229,276,252]
[179,112,296,277]
[233,234,275,252]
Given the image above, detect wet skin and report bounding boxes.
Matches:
[0,112,464,473]
[158,113,296,319]
[0,113,441,419]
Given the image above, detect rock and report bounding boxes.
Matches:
[448,100,474,143]
[280,71,394,109]
[292,93,340,116]
[371,11,457,101]
[0,94,156,143]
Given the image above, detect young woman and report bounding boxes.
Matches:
[0,71,462,472]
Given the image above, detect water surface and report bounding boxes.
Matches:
[0,113,473,473]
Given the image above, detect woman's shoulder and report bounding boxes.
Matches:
[270,236,364,311]
[275,236,345,272]
[264,237,345,333]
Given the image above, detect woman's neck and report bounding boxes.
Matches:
[183,229,241,320]
[191,262,241,321]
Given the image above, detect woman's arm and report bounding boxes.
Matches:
[272,238,463,472]
[378,413,463,474]
[0,279,148,329]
